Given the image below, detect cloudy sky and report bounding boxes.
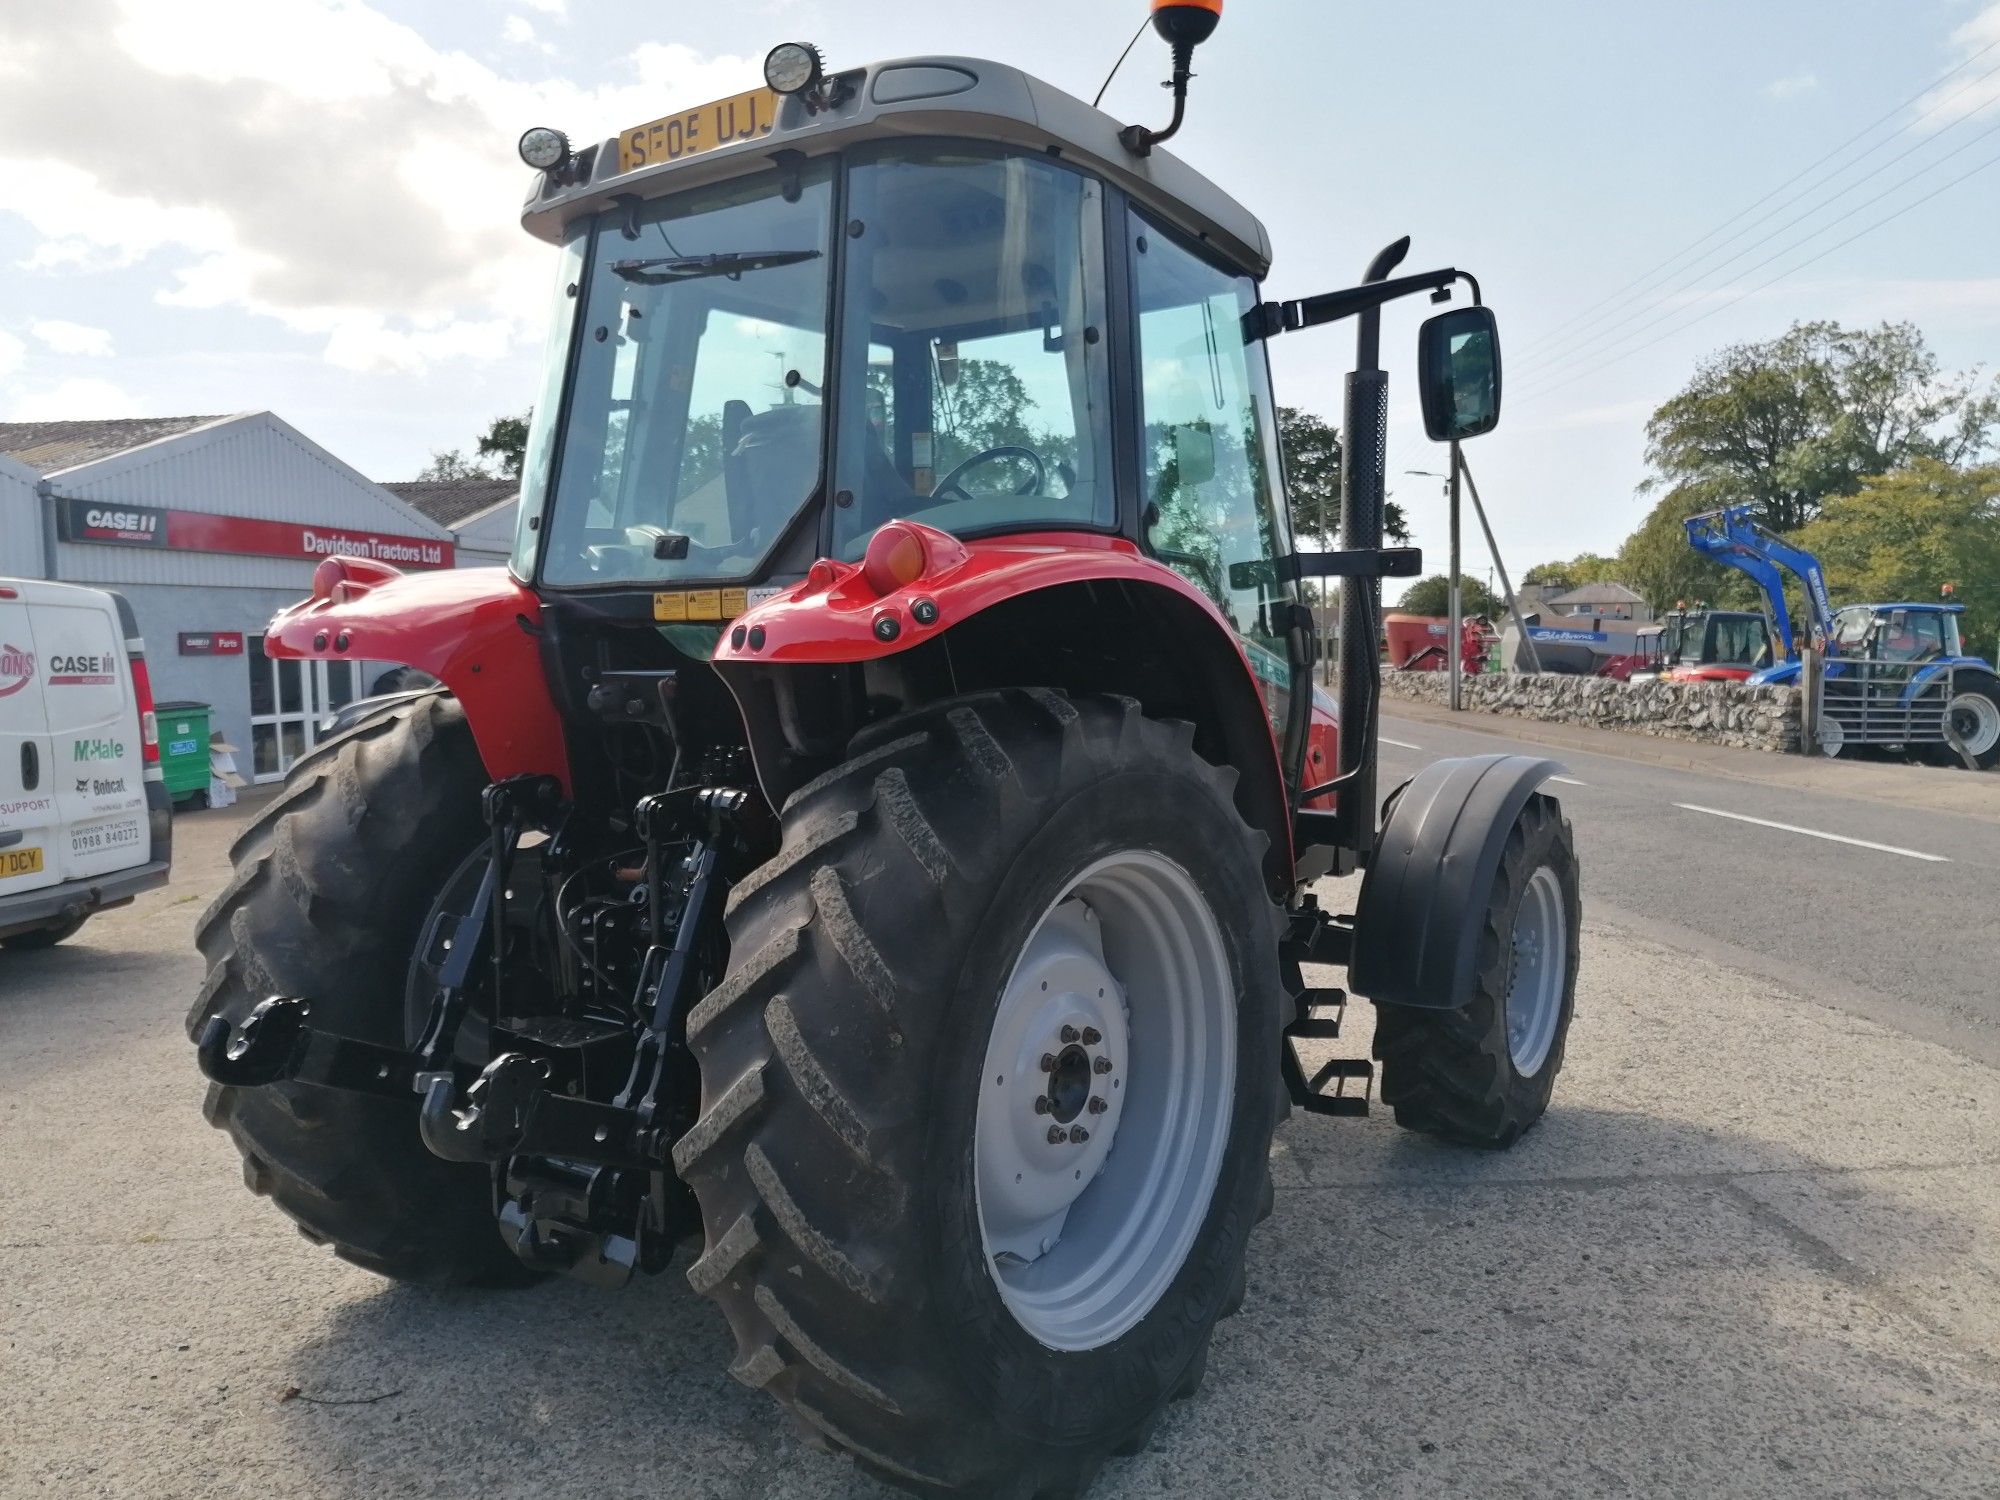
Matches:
[4,0,1999,575]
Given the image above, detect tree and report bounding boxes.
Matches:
[416,449,490,481]
[1275,406,1409,544]
[477,411,532,480]
[1522,553,1620,593]
[1791,459,2000,656]
[1395,573,1500,619]
[1642,320,1999,534]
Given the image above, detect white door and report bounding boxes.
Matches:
[24,587,148,881]
[247,638,366,782]
[0,594,61,896]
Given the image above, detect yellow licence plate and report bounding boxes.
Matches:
[2,847,44,878]
[620,87,779,174]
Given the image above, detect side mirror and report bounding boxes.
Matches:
[1417,306,1502,442]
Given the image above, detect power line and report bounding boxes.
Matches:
[1512,86,2000,388]
[1511,143,2000,411]
[1511,35,2000,364]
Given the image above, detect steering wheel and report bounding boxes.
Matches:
[933,445,1047,502]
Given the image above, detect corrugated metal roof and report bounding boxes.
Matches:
[382,478,521,527]
[0,415,235,473]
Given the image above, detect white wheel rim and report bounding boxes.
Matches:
[974,851,1235,1352]
[1819,716,1846,757]
[1505,865,1566,1076]
[1948,692,2000,757]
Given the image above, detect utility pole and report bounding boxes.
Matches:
[1456,448,1542,674]
[1406,464,1458,709]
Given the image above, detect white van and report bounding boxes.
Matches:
[0,578,172,949]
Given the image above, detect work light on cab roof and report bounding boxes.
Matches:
[516,126,569,172]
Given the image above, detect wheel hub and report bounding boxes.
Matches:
[973,851,1237,1352]
[1504,864,1566,1076]
[977,900,1130,1264]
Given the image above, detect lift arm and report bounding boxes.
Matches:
[1682,505,1836,659]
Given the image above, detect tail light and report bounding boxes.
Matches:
[130,652,160,764]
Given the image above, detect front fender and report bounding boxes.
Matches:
[266,563,571,792]
[1348,754,1564,1009]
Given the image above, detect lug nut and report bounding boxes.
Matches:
[1034,1096,1051,1115]
[1088,1096,1107,1114]
[1093,1057,1113,1074]
[1047,1126,1068,1144]
[1081,1027,1101,1045]
[1040,1053,1058,1073]
[1071,1127,1090,1144]
[1060,1025,1080,1044]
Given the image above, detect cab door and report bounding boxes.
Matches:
[0,590,61,896]
[25,585,149,880]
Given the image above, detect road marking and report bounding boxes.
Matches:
[1672,804,1950,863]
[1548,775,1587,786]
[1379,737,1423,751]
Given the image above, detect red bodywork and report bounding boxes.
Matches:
[268,526,1312,843]
[266,559,573,793]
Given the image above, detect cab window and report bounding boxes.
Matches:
[1132,217,1294,649]
[832,149,1115,557]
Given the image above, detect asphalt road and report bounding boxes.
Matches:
[1376,709,2000,1067]
[4,771,1998,1499]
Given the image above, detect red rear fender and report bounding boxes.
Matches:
[712,526,1298,876]
[266,563,570,791]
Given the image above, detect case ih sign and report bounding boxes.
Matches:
[58,498,453,570]
[178,632,246,656]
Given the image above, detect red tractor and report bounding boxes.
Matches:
[192,9,1578,1495]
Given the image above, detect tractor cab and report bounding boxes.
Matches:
[505,53,1308,801]
[1646,607,1774,682]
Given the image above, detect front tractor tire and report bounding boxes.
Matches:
[187,694,530,1287]
[1372,793,1580,1149]
[678,691,1283,1498]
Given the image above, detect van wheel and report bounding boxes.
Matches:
[677,690,1283,1498]
[187,693,534,1287]
[2,914,89,951]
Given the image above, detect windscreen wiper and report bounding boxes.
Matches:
[611,249,821,285]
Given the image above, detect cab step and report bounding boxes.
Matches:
[1282,986,1374,1117]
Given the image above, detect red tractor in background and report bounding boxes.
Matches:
[191,8,1579,1496]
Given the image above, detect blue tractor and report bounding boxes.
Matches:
[1684,505,2000,769]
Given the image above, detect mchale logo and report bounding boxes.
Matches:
[0,643,34,698]
[73,738,126,762]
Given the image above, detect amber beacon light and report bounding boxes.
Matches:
[1120,0,1223,155]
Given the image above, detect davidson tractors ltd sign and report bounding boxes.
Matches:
[58,498,453,570]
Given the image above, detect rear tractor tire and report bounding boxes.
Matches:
[1937,674,2000,770]
[1372,792,1579,1148]
[187,693,533,1287]
[678,690,1284,1498]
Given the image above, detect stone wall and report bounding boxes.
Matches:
[1381,669,1802,754]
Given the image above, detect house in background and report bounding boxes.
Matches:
[382,478,520,569]
[1546,580,1651,628]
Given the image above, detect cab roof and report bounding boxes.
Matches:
[520,55,1273,279]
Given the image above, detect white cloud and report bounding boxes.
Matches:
[0,332,24,378]
[0,1,760,373]
[1764,73,1818,102]
[502,15,548,50]
[1919,3,2000,125]
[30,320,114,356]
[518,0,564,13]
[10,377,140,421]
